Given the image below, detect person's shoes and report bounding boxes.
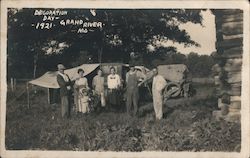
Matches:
[155,117,163,122]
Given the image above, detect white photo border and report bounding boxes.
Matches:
[0,1,249,158]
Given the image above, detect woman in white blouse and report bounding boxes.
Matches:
[74,69,90,114]
[107,67,121,110]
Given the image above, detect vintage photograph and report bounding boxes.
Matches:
[0,1,249,157]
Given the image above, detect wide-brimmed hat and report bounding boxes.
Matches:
[57,64,66,70]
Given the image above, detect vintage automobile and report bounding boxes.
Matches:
[158,64,195,100]
[142,64,195,100]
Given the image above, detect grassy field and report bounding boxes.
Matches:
[5,82,241,151]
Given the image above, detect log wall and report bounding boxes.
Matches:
[211,9,243,123]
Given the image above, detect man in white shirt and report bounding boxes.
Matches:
[152,67,167,120]
[107,67,121,111]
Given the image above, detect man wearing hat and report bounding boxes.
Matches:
[125,64,142,116]
[56,64,72,118]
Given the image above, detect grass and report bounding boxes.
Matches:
[5,83,241,151]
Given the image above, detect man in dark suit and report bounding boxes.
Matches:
[56,64,72,118]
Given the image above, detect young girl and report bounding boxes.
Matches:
[78,87,89,113]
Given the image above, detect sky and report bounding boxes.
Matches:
[162,10,216,55]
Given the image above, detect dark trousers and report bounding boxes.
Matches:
[126,89,139,116]
[61,95,71,118]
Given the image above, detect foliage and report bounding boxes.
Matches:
[147,48,215,77]
[186,52,215,77]
[7,8,204,78]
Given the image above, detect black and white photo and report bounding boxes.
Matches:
[0,1,249,158]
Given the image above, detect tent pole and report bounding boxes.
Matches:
[27,82,30,109]
[11,78,14,92]
[47,88,50,104]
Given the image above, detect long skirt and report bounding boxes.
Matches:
[108,89,120,105]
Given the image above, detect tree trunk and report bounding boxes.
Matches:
[33,60,37,79]
[33,53,38,78]
[98,47,103,63]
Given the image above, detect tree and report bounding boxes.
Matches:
[186,52,215,77]
[95,9,203,63]
[7,9,204,78]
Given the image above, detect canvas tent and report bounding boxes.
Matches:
[29,64,100,89]
[27,64,100,107]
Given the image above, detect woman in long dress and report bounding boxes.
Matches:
[92,69,106,110]
[74,68,90,114]
[107,67,122,111]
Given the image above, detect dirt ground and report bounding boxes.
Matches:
[5,83,241,151]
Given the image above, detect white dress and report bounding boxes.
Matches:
[75,77,89,113]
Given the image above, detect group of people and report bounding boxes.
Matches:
[56,63,168,120]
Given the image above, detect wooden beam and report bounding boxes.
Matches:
[47,88,50,104]
[221,21,243,35]
[216,38,243,49]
